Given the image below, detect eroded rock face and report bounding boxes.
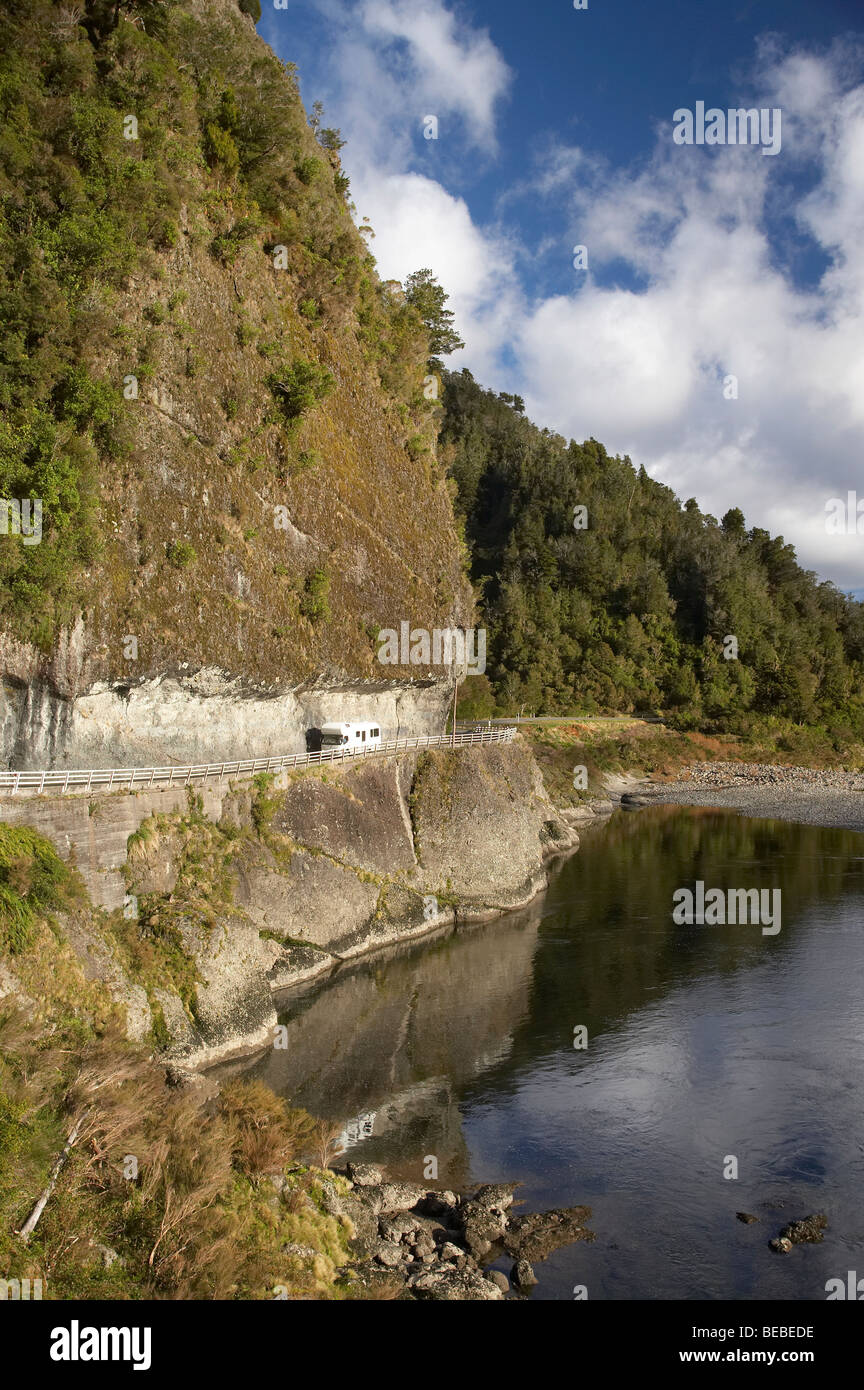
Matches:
[1,672,450,771]
[272,760,417,874]
[172,909,277,1067]
[410,742,578,910]
[60,915,152,1042]
[232,842,380,952]
[2,739,586,1061]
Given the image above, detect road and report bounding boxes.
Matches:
[0,726,518,796]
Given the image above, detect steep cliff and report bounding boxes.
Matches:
[0,739,588,1065]
[0,0,472,766]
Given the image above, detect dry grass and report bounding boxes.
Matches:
[218,1079,316,1185]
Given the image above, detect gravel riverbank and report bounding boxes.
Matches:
[634,761,864,832]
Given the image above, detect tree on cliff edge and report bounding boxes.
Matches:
[404,269,465,370]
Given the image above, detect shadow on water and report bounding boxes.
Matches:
[215,805,864,1299]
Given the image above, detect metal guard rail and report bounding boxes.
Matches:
[0,726,518,795]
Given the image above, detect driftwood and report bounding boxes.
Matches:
[18,1108,91,1244]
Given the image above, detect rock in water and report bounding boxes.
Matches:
[778,1213,827,1245]
[505,1205,594,1262]
[511,1258,538,1288]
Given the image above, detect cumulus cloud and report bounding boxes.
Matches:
[263,4,864,589]
[514,46,864,586]
[347,168,524,381]
[358,0,512,151]
[265,0,511,167]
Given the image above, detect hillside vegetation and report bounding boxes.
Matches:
[442,370,864,747]
[0,814,367,1301]
[0,0,470,684]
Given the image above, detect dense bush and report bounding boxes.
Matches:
[166,540,197,568]
[0,825,78,954]
[267,358,334,424]
[299,568,331,624]
[0,1,437,649]
[442,369,864,731]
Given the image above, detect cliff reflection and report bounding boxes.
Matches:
[215,806,864,1202]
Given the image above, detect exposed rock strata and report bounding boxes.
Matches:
[0,740,610,1065]
[1,668,448,769]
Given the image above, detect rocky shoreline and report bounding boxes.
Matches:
[628,761,864,832]
[316,1162,594,1300]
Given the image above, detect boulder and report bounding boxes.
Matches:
[346,1162,385,1187]
[511,1257,538,1288]
[409,1267,504,1301]
[373,1241,405,1269]
[505,1206,594,1261]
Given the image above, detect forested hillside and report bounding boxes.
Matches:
[0,0,470,686]
[441,370,864,738]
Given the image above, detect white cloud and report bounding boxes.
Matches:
[349,168,524,379]
[268,0,511,169]
[263,6,864,589]
[270,0,521,377]
[508,46,864,587]
[359,0,511,151]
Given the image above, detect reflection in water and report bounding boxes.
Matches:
[217,907,543,1190]
[216,806,864,1299]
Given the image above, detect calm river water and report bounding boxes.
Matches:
[224,805,864,1299]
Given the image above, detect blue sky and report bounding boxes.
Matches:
[256,0,864,593]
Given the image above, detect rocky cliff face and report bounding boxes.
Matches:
[0,6,588,1074]
[0,740,591,1066]
[1,666,448,768]
[0,0,472,768]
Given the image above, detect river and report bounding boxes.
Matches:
[220,804,864,1299]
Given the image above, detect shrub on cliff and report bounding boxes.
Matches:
[300,567,331,624]
[0,826,80,954]
[267,358,334,424]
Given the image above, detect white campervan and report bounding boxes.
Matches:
[319,721,382,753]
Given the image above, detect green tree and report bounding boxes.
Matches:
[439,369,864,732]
[403,269,465,366]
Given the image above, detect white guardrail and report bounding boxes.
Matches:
[0,726,517,796]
